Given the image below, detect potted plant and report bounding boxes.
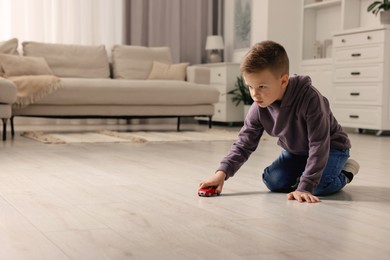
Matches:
[227,76,253,117]
[367,0,390,24]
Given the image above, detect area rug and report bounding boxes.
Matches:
[20,129,247,144]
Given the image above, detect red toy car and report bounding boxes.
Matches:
[198,186,220,197]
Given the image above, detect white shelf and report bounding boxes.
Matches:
[300,0,373,61]
[304,0,341,10]
[301,58,333,66]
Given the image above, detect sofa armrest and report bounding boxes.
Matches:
[0,77,17,104]
[186,66,210,85]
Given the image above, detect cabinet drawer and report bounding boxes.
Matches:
[213,102,245,122]
[333,44,384,64]
[213,103,227,121]
[210,67,227,84]
[333,29,385,47]
[333,106,381,128]
[333,84,383,105]
[333,64,383,82]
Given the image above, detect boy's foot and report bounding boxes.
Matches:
[342,158,360,183]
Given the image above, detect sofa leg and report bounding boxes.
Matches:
[177,117,181,132]
[2,118,7,141]
[11,116,15,138]
[208,116,213,129]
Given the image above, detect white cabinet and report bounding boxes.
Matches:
[300,0,357,103]
[300,59,333,100]
[299,0,383,107]
[196,63,243,123]
[332,26,390,133]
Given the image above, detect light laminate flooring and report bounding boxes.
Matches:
[1,124,390,260]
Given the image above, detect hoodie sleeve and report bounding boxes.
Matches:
[217,104,264,180]
[297,93,331,193]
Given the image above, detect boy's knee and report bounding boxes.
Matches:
[262,167,295,193]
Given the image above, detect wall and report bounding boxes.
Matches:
[359,0,382,27]
[223,0,301,74]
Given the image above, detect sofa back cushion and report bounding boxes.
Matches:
[112,45,172,80]
[22,41,110,78]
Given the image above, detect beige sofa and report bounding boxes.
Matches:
[0,40,219,139]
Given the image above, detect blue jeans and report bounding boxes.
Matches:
[262,149,350,196]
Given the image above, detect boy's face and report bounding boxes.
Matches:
[243,69,289,108]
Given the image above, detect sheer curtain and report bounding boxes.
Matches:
[125,0,221,64]
[0,0,124,51]
[0,0,221,63]
[0,0,124,126]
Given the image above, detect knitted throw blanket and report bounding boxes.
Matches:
[8,75,62,109]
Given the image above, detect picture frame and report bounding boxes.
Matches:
[224,0,252,62]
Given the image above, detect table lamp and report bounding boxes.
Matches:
[205,35,224,63]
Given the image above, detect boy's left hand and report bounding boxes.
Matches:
[287,191,320,203]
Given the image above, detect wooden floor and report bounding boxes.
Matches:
[1,123,390,260]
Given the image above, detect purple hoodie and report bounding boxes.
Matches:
[218,75,351,193]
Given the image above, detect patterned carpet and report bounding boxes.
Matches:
[20,129,243,144]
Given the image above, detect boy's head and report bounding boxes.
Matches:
[241,41,290,108]
[240,40,289,77]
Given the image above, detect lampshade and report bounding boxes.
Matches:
[205,35,224,50]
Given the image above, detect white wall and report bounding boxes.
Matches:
[224,0,301,74]
[360,0,382,27]
[266,0,301,74]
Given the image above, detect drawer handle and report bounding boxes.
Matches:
[218,73,221,77]
[351,53,361,57]
[341,39,346,43]
[350,92,360,96]
[349,115,359,119]
[367,36,372,40]
[351,72,361,76]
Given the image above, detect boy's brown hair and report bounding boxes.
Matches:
[240,41,289,78]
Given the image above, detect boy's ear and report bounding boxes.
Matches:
[281,74,289,88]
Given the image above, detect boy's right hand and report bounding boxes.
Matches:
[199,171,226,194]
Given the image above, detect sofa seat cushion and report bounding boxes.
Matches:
[35,78,219,106]
[13,104,214,117]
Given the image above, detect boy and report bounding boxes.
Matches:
[199,41,359,203]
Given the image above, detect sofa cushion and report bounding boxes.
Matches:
[22,42,110,78]
[147,61,189,81]
[112,45,172,80]
[0,38,19,75]
[0,38,18,55]
[0,54,53,77]
[35,78,219,106]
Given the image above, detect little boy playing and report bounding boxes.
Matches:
[199,41,360,203]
